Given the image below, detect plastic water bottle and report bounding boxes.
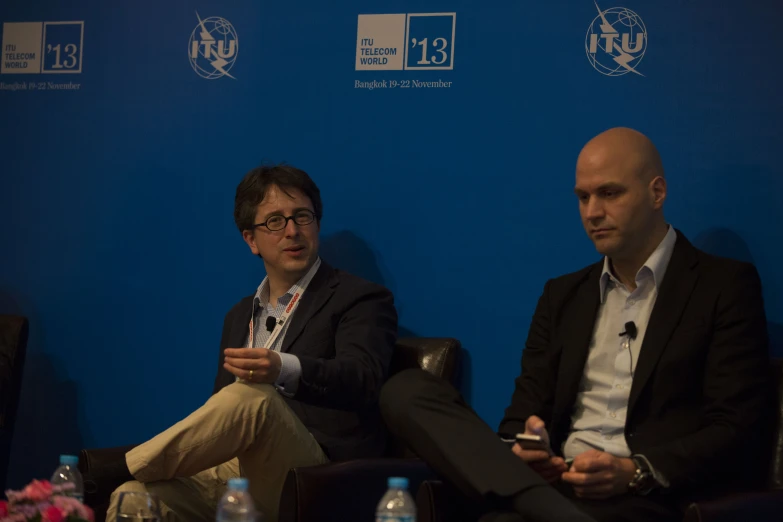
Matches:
[376,477,416,522]
[216,478,257,522]
[50,454,84,502]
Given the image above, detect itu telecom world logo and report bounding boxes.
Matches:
[585,2,647,77]
[188,12,238,79]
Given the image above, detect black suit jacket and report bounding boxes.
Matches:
[212,261,398,461]
[499,232,770,496]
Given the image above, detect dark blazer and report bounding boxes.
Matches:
[212,261,398,461]
[499,232,770,496]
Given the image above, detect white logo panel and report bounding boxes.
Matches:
[356,14,406,71]
[1,22,43,74]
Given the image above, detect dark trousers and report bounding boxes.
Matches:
[379,369,681,522]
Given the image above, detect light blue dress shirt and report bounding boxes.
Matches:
[563,226,677,484]
[241,265,317,396]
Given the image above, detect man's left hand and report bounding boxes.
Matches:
[224,348,282,383]
[561,449,637,500]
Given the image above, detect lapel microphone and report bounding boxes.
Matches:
[265,316,276,333]
[619,321,638,339]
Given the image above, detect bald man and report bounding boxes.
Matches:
[380,128,770,522]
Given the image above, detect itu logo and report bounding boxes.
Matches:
[188,12,238,80]
[585,2,646,77]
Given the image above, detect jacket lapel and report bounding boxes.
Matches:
[627,232,700,414]
[553,263,603,433]
[230,298,253,348]
[280,261,338,353]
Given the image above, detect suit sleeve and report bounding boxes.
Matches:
[499,279,560,436]
[293,286,397,410]
[642,263,771,489]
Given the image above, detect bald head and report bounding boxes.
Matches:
[574,127,668,265]
[577,127,664,183]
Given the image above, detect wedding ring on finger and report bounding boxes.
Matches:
[249,369,254,381]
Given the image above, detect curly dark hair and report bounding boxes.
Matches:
[234,164,323,232]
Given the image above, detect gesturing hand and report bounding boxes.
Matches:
[223,348,282,383]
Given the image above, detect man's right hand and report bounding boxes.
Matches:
[511,415,568,484]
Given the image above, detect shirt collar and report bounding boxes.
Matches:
[252,257,321,311]
[599,226,677,303]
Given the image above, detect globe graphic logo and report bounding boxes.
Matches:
[585,5,647,77]
[188,15,239,79]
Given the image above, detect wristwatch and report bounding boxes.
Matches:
[627,455,657,495]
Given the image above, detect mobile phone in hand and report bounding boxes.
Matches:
[515,433,550,452]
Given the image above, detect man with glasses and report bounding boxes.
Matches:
[107,164,398,522]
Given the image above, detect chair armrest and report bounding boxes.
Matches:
[682,490,783,522]
[417,479,480,522]
[79,444,137,521]
[278,458,434,522]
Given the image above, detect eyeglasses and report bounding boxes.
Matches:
[253,209,316,232]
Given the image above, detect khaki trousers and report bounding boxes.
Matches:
[107,382,328,522]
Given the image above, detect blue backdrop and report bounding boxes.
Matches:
[1,0,781,487]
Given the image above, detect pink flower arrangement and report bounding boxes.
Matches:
[1,480,93,522]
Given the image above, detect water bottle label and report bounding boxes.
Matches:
[376,516,414,522]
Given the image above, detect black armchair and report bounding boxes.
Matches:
[277,337,461,522]
[0,315,29,493]
[681,358,783,522]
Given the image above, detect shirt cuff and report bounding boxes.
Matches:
[275,352,301,396]
[634,453,670,488]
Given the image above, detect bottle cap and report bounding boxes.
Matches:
[227,477,249,491]
[60,455,78,466]
[388,477,408,489]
